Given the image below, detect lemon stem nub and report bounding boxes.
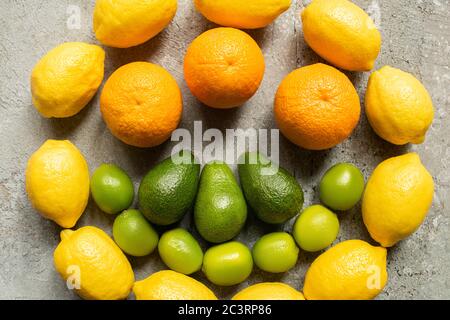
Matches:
[60,229,74,241]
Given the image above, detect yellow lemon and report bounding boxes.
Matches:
[31,42,105,118]
[301,0,381,71]
[194,0,291,29]
[365,66,435,145]
[54,226,134,300]
[94,0,177,48]
[362,153,434,247]
[232,283,305,300]
[133,270,217,300]
[26,140,89,228]
[303,240,388,300]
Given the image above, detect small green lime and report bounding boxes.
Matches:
[113,209,159,257]
[293,205,339,252]
[91,164,134,214]
[252,232,299,273]
[158,228,203,275]
[319,163,365,211]
[202,241,253,286]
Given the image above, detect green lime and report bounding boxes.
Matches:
[91,164,134,214]
[252,232,299,273]
[319,163,365,211]
[113,209,159,257]
[158,228,203,275]
[293,205,339,252]
[202,241,253,286]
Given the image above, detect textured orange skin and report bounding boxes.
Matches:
[100,62,182,148]
[274,63,360,150]
[184,27,265,109]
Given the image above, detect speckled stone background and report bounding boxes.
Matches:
[0,0,449,300]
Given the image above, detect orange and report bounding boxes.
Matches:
[100,62,182,148]
[184,27,265,109]
[274,63,360,150]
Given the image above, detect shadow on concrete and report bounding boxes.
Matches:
[44,95,98,139]
[103,29,166,73]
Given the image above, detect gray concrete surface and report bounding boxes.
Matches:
[0,0,449,300]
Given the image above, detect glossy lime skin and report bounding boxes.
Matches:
[319,163,365,211]
[113,209,159,257]
[293,205,339,252]
[91,164,134,214]
[252,232,299,273]
[202,241,253,286]
[158,228,203,275]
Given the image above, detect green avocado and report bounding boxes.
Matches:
[238,152,304,224]
[194,161,247,243]
[138,150,200,225]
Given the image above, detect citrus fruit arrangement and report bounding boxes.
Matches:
[26,0,435,300]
